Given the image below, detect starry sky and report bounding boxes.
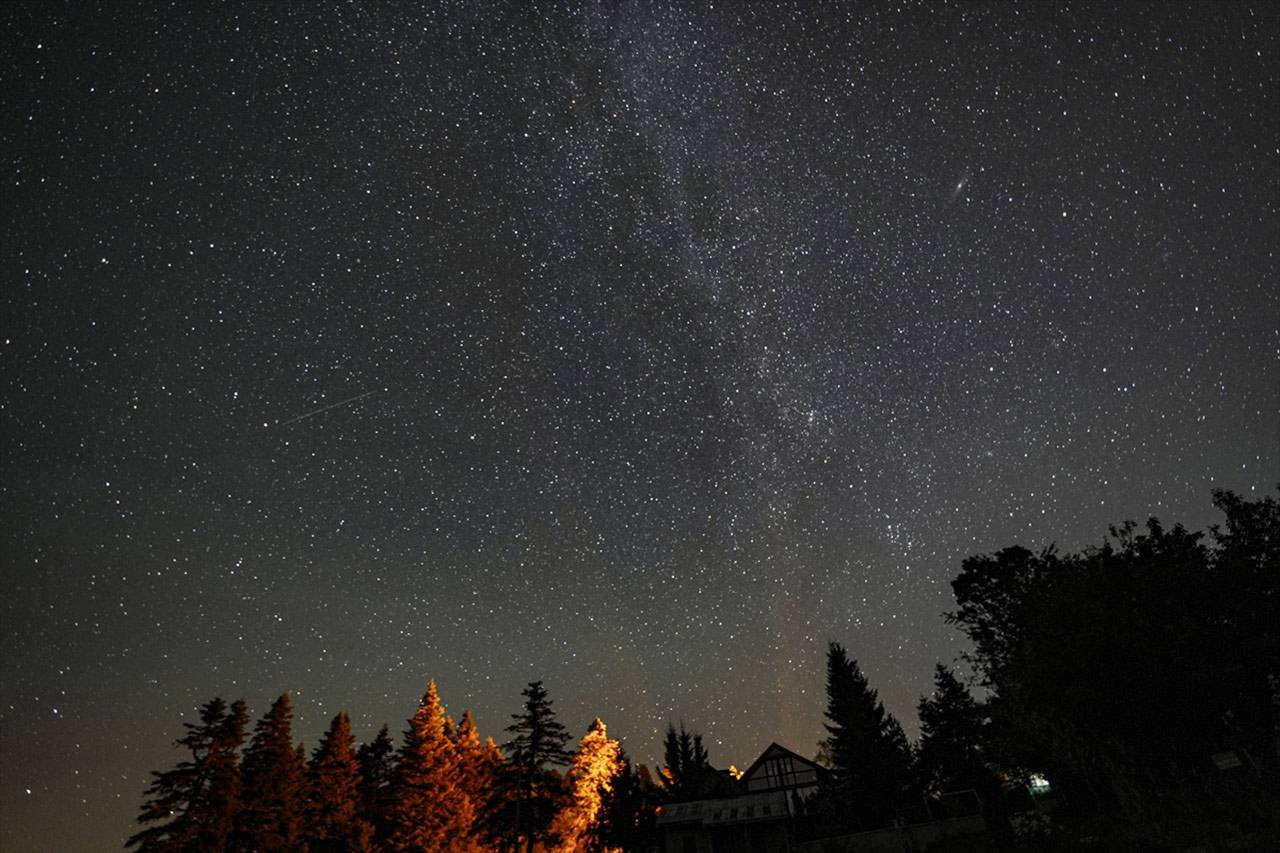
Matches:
[2,2,1277,850]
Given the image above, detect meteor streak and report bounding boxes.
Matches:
[274,389,378,427]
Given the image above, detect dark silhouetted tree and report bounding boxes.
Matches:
[597,759,662,853]
[658,722,733,802]
[947,488,1280,842]
[306,711,372,852]
[914,664,1011,835]
[235,693,306,852]
[356,723,396,845]
[916,665,993,797]
[659,722,707,801]
[127,697,248,851]
[491,680,571,853]
[813,642,913,830]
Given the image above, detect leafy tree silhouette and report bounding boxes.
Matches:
[947,488,1280,843]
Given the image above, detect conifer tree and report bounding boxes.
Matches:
[550,718,626,853]
[597,759,662,853]
[235,693,306,851]
[916,665,993,797]
[659,722,718,801]
[356,723,396,845]
[492,680,572,853]
[452,709,502,847]
[386,680,475,852]
[817,642,913,829]
[306,711,373,852]
[127,697,248,851]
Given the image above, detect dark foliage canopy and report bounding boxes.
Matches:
[947,488,1280,839]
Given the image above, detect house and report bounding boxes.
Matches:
[657,743,826,853]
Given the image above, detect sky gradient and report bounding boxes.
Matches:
[2,2,1276,850]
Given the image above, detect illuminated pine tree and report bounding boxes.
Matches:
[386,680,476,852]
[236,693,306,851]
[306,711,373,852]
[551,718,626,853]
[451,709,502,847]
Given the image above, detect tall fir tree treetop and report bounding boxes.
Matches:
[454,708,481,750]
[660,722,714,801]
[504,680,571,771]
[817,643,913,828]
[495,681,572,853]
[306,711,372,852]
[237,693,306,852]
[551,717,626,853]
[388,680,477,852]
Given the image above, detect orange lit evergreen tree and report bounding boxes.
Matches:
[452,709,504,847]
[306,711,373,852]
[386,680,476,852]
[551,717,626,853]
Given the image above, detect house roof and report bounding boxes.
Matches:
[739,742,826,784]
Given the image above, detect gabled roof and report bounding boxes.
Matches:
[739,742,826,784]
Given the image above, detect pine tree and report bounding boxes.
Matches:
[493,680,571,853]
[127,697,248,852]
[452,709,501,847]
[818,642,913,829]
[658,722,716,801]
[235,693,306,851]
[550,718,626,852]
[916,665,993,796]
[306,711,373,852]
[597,759,662,853]
[386,680,475,852]
[356,723,396,845]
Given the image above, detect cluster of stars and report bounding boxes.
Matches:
[2,3,1276,850]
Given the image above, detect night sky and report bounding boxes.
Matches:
[2,2,1277,850]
